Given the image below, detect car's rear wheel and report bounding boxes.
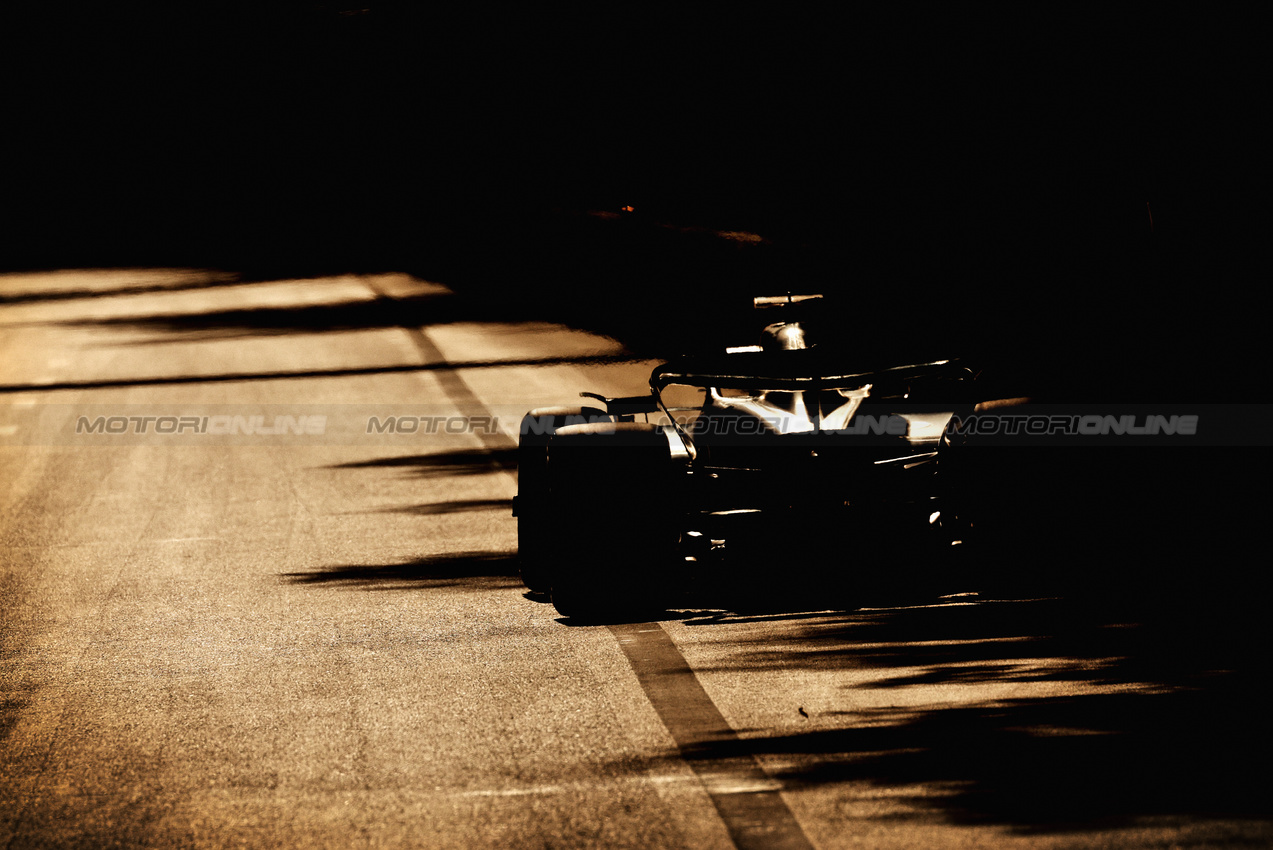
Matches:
[516,407,612,593]
[544,423,681,621]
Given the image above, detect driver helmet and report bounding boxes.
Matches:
[760,321,810,351]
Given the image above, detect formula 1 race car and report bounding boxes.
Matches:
[513,296,975,619]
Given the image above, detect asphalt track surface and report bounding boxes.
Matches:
[2,270,1270,848]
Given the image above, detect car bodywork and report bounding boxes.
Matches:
[514,300,975,619]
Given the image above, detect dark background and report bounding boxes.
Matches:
[2,6,1264,395]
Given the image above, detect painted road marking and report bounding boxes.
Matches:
[611,622,814,850]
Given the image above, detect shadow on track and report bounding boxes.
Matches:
[327,448,518,478]
[636,586,1271,836]
[282,550,520,592]
[10,210,811,362]
[0,268,359,306]
[48,290,460,341]
[710,680,1268,834]
[0,354,643,395]
[375,498,513,516]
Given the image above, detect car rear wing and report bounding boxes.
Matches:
[579,391,661,420]
[650,356,972,393]
[752,293,822,308]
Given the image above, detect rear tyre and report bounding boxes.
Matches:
[544,423,681,621]
[516,407,611,593]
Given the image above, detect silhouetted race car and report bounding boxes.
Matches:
[512,296,975,619]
